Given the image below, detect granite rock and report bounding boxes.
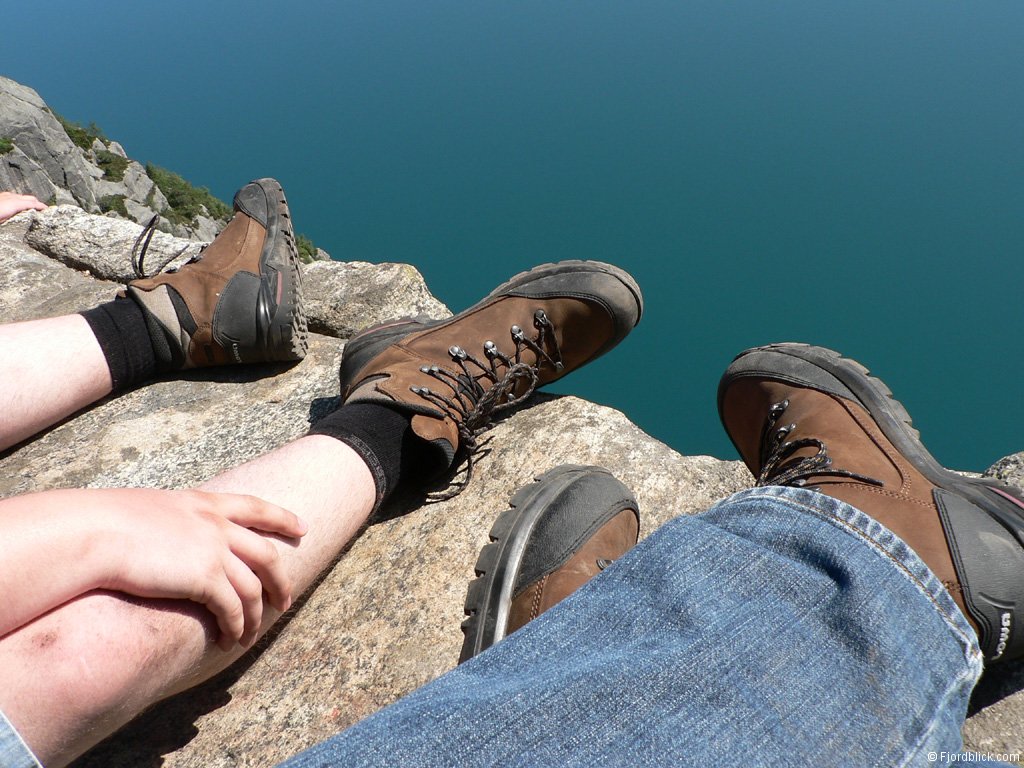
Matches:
[0,145,62,205]
[24,205,202,282]
[0,213,114,321]
[986,453,1024,488]
[303,259,451,338]
[94,160,162,225]
[0,76,227,239]
[0,76,99,209]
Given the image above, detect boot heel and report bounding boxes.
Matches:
[268,257,308,361]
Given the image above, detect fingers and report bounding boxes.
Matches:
[0,192,48,223]
[11,194,47,211]
[202,569,248,652]
[23,194,47,211]
[222,555,267,649]
[192,491,308,539]
[224,524,294,614]
[100,489,307,651]
[201,535,284,651]
[199,499,299,649]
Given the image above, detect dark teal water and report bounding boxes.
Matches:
[6,1,1024,471]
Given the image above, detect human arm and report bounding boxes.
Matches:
[0,487,307,649]
[0,192,47,223]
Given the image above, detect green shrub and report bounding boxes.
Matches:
[296,233,319,263]
[146,163,231,226]
[98,194,128,217]
[55,113,106,151]
[96,149,129,182]
[0,137,13,155]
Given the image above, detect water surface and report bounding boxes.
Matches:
[5,1,1023,470]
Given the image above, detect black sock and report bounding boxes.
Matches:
[309,403,449,511]
[80,297,158,393]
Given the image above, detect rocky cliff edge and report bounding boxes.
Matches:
[2,205,1024,765]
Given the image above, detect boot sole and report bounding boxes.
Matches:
[339,260,643,392]
[727,343,1024,544]
[480,259,644,322]
[458,465,618,664]
[253,178,308,361]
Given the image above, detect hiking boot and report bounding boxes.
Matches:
[338,260,643,487]
[127,178,307,369]
[459,465,639,662]
[718,342,1024,663]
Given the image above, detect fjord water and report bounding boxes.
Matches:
[5,1,1023,470]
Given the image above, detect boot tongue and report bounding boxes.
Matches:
[410,414,457,467]
[752,390,900,491]
[196,212,255,267]
[346,377,460,462]
[343,378,392,404]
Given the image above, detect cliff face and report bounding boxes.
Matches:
[0,76,224,240]
[2,78,1024,765]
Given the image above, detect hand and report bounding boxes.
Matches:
[99,489,308,650]
[0,488,308,650]
[0,191,47,223]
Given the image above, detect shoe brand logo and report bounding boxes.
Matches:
[231,342,242,363]
[994,612,1012,660]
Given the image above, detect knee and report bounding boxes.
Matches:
[2,590,212,715]
[0,590,217,765]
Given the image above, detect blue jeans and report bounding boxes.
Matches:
[282,487,1010,767]
[0,710,40,768]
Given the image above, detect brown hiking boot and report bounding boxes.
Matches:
[459,465,639,662]
[127,178,307,369]
[338,260,643,488]
[718,343,1024,663]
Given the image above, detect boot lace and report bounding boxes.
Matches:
[131,214,202,279]
[415,309,564,500]
[756,399,884,489]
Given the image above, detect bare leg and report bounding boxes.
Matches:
[0,315,112,451]
[0,435,376,767]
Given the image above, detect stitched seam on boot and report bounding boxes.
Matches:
[530,576,548,621]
